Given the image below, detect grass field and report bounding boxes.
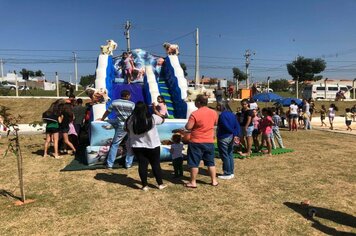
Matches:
[0,128,355,235]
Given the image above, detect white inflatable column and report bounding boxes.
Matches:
[93,55,109,120]
[168,55,188,99]
[145,65,160,103]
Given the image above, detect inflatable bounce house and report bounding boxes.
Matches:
[86,40,197,165]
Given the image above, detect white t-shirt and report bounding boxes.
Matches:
[171,143,184,159]
[127,114,164,148]
[328,108,336,117]
[289,104,299,115]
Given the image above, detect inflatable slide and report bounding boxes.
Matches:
[85,40,196,165]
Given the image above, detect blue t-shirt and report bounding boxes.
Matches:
[217,110,241,139]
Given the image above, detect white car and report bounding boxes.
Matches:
[0,81,17,90]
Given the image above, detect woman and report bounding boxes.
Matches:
[42,99,63,159]
[289,100,299,131]
[125,101,166,191]
[217,103,240,180]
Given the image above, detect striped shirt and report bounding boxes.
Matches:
[107,99,135,127]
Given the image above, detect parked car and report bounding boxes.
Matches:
[0,81,17,90]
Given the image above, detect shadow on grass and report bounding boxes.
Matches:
[284,202,356,235]
[94,173,142,190]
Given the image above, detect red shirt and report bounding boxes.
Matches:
[187,106,218,143]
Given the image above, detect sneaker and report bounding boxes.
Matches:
[218,174,234,180]
[142,186,149,191]
[105,165,113,170]
[158,184,167,190]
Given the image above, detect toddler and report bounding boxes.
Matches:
[153,96,168,118]
[170,133,184,177]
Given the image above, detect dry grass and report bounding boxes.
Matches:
[0,129,355,235]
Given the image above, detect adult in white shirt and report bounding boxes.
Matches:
[289,100,299,131]
[125,101,166,191]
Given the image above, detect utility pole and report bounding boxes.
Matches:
[195,28,200,87]
[244,49,254,89]
[324,78,328,99]
[14,71,18,97]
[0,59,4,80]
[124,20,131,52]
[353,78,356,100]
[267,76,270,93]
[56,72,59,97]
[73,52,78,91]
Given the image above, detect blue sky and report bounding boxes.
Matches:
[1,0,356,82]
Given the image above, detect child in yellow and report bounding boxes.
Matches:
[345,108,353,131]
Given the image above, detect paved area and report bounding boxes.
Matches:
[310,116,356,135]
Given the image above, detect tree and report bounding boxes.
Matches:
[35,70,44,76]
[232,67,247,84]
[286,57,326,82]
[79,74,96,87]
[180,63,188,77]
[269,79,290,92]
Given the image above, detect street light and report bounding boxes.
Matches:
[72,52,78,91]
[324,77,328,100]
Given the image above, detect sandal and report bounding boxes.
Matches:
[184,183,197,189]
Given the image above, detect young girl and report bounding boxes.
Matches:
[328,103,338,130]
[153,95,168,118]
[58,103,77,155]
[319,105,327,127]
[251,109,261,152]
[345,108,353,131]
[170,133,184,178]
[259,108,274,156]
[42,99,63,158]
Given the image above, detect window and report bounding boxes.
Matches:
[340,87,348,91]
[316,87,325,91]
[328,87,338,91]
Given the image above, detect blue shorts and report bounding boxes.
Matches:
[242,126,254,137]
[187,143,215,168]
[289,114,298,119]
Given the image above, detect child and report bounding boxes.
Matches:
[319,105,327,127]
[271,107,285,149]
[251,109,261,152]
[328,103,338,130]
[123,52,135,84]
[153,96,168,118]
[0,115,7,139]
[259,108,274,155]
[298,108,304,129]
[345,108,353,131]
[170,133,184,178]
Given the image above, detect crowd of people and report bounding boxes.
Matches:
[42,96,88,159]
[40,92,356,191]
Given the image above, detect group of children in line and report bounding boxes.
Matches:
[236,99,285,157]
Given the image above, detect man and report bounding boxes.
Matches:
[98,90,135,169]
[213,86,224,104]
[184,94,218,188]
[72,98,87,136]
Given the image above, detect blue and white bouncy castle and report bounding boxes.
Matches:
[86,40,196,165]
